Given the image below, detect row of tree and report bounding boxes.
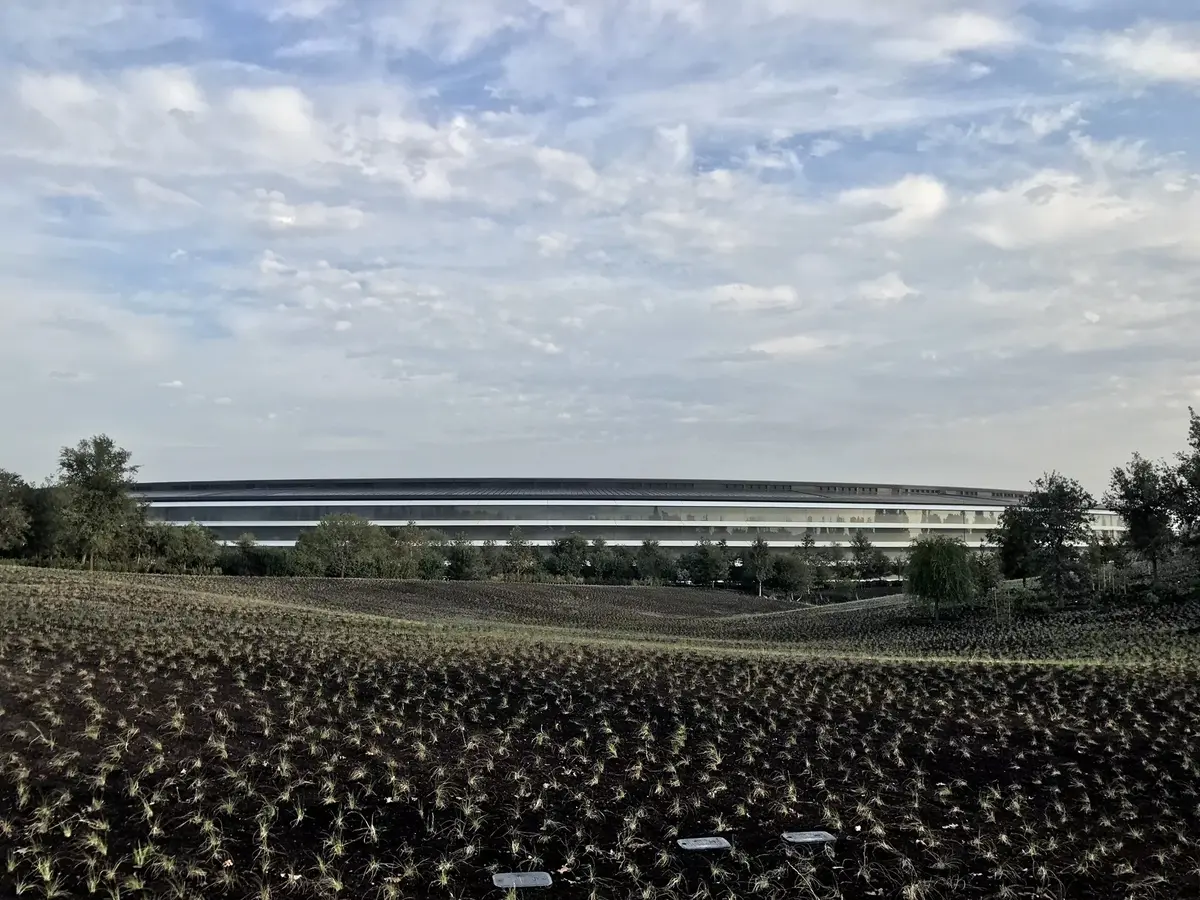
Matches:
[0,435,898,594]
[4,409,1199,609]
[906,408,1200,617]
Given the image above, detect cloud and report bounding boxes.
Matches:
[2,0,1200,493]
[710,283,800,312]
[859,273,917,304]
[534,232,577,257]
[245,190,364,232]
[266,0,343,22]
[968,171,1142,250]
[839,175,950,237]
[877,12,1022,63]
[1070,24,1200,86]
[751,334,839,356]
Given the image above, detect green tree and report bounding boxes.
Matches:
[636,540,672,582]
[605,545,638,583]
[849,531,874,581]
[480,539,504,579]
[970,550,1002,599]
[503,527,538,580]
[1169,407,1200,555]
[388,522,427,579]
[1026,472,1095,604]
[417,529,450,580]
[816,542,844,583]
[866,548,890,581]
[446,537,485,580]
[57,435,141,571]
[1105,452,1174,580]
[236,532,258,562]
[167,523,220,573]
[906,536,975,621]
[294,514,391,577]
[15,482,66,561]
[768,551,812,601]
[589,538,616,582]
[988,504,1038,586]
[681,539,727,587]
[744,536,771,597]
[549,533,589,579]
[0,469,31,555]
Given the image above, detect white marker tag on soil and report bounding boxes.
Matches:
[677,836,731,850]
[493,872,553,888]
[783,831,836,844]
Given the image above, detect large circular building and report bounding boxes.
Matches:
[135,478,1124,554]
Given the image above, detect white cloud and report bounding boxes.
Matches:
[751,334,837,356]
[158,380,184,389]
[245,189,364,232]
[534,232,577,257]
[710,283,800,311]
[839,175,950,237]
[267,0,343,21]
[3,0,1200,491]
[1072,24,1200,86]
[859,273,917,304]
[968,171,1141,250]
[878,12,1022,63]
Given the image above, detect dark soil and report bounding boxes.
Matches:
[1,571,1198,899]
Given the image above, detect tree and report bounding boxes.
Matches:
[57,435,141,571]
[816,542,844,584]
[1168,407,1200,555]
[866,548,890,581]
[0,469,31,555]
[1026,471,1095,604]
[681,539,727,587]
[20,482,68,561]
[606,545,638,583]
[294,514,391,577]
[388,522,427,579]
[480,539,504,579]
[503,527,538,580]
[1105,452,1174,580]
[769,551,812,601]
[988,504,1038,585]
[417,529,450,580]
[549,533,589,579]
[1083,533,1129,595]
[164,523,220,573]
[744,536,771,597]
[636,540,672,583]
[849,531,874,581]
[906,536,975,621]
[970,550,1002,599]
[446,537,485,581]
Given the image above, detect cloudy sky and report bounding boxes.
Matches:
[3,0,1199,492]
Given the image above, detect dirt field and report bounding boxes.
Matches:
[2,567,1198,899]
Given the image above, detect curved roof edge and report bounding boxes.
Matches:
[133,477,1032,506]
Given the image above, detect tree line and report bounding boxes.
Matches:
[0,435,899,595]
[907,408,1200,618]
[2,410,1198,611]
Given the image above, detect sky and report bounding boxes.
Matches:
[3,0,1200,493]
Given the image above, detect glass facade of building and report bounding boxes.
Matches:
[136,479,1125,552]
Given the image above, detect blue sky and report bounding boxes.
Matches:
[3,0,1200,491]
